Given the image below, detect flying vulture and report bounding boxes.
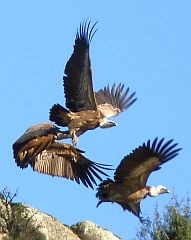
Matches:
[13,123,111,189]
[96,137,182,221]
[49,21,137,146]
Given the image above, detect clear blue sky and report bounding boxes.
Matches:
[1,1,191,239]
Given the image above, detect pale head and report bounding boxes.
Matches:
[99,119,117,129]
[148,185,170,197]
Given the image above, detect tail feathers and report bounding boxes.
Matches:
[96,178,114,207]
[49,104,70,127]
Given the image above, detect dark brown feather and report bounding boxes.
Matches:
[31,142,111,189]
[49,104,70,127]
[119,202,141,218]
[13,123,58,168]
[63,21,97,112]
[114,138,181,187]
[13,123,112,188]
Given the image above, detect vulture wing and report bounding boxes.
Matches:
[30,142,111,189]
[95,83,137,118]
[13,123,58,145]
[114,138,181,189]
[119,202,141,219]
[63,21,97,112]
[13,123,58,168]
[13,124,112,189]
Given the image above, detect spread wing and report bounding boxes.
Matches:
[63,21,97,112]
[29,142,111,189]
[95,83,137,118]
[114,138,182,189]
[13,123,58,168]
[13,126,112,189]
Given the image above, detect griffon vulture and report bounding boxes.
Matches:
[96,138,181,221]
[49,21,137,146]
[13,123,111,189]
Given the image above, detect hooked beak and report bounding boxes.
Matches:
[162,188,170,194]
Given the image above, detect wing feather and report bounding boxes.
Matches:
[63,21,97,112]
[13,123,58,148]
[13,123,112,188]
[31,142,111,189]
[95,83,137,118]
[119,202,141,219]
[13,134,54,169]
[114,138,181,188]
[154,138,164,152]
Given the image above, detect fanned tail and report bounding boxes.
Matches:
[49,104,70,127]
[96,179,114,207]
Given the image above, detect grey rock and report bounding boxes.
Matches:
[26,207,80,240]
[0,199,121,240]
[71,220,122,240]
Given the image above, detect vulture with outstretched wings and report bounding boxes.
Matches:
[49,21,137,146]
[96,138,182,221]
[13,123,111,189]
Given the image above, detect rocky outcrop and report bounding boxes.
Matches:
[71,221,121,240]
[0,201,121,240]
[26,207,81,240]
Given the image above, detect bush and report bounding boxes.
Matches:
[136,194,191,240]
[0,188,46,240]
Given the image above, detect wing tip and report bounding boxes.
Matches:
[146,137,182,163]
[76,20,98,45]
[96,82,137,112]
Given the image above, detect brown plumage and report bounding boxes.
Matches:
[13,123,111,189]
[49,21,137,146]
[96,138,182,221]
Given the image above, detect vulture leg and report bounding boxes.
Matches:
[71,130,79,147]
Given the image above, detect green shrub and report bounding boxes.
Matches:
[136,194,191,240]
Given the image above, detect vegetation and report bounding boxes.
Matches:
[0,188,46,240]
[136,194,191,240]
